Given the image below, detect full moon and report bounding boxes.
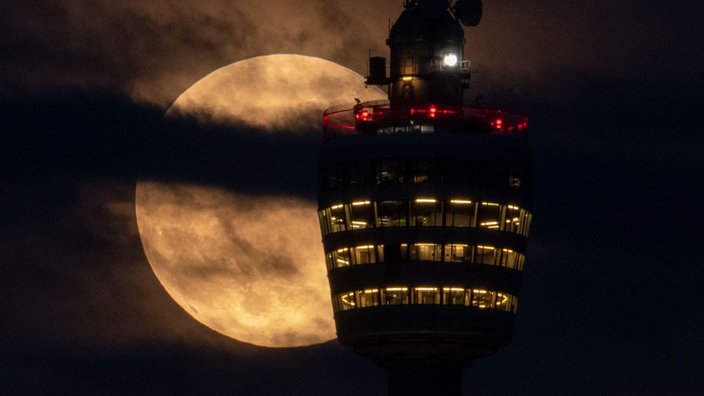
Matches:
[136,55,386,347]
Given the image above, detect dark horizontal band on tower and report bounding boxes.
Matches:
[327,261,522,296]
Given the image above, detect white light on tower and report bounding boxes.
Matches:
[443,53,458,67]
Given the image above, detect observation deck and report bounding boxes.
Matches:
[322,100,528,140]
[317,101,533,366]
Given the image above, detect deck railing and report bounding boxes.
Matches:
[323,100,528,140]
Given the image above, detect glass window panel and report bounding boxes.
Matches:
[504,205,522,233]
[382,287,409,305]
[495,292,512,312]
[498,293,518,313]
[377,160,396,184]
[413,174,429,183]
[332,248,351,268]
[329,204,347,232]
[443,288,466,305]
[325,165,344,190]
[522,212,533,236]
[411,198,442,226]
[508,166,523,189]
[445,244,470,262]
[414,287,439,304]
[356,289,379,308]
[325,252,334,270]
[349,201,374,229]
[347,163,363,186]
[477,202,501,229]
[376,245,385,263]
[412,160,430,183]
[377,160,408,184]
[377,200,408,227]
[352,245,376,265]
[470,289,495,309]
[445,200,474,227]
[516,254,525,271]
[498,248,517,268]
[402,56,415,74]
[475,245,496,265]
[333,295,340,312]
[338,292,356,311]
[411,243,440,262]
[318,210,328,235]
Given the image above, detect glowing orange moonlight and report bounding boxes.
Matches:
[136,55,386,347]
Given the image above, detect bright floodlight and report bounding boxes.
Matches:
[443,53,458,67]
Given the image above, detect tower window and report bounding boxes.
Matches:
[445,199,475,227]
[382,287,409,305]
[410,243,441,262]
[337,292,356,311]
[478,202,501,229]
[443,288,466,305]
[470,289,495,309]
[377,200,408,227]
[356,289,380,308]
[413,287,439,304]
[475,246,496,265]
[412,198,442,226]
[352,245,377,265]
[445,244,471,262]
[329,204,347,232]
[504,205,522,233]
[332,248,351,268]
[350,200,374,229]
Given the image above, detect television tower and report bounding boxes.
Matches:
[317,1,532,394]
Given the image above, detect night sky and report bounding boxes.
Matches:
[2,1,704,395]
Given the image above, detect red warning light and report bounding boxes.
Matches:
[429,105,438,118]
[356,109,371,122]
[493,118,503,130]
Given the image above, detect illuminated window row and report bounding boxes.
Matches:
[326,243,525,271]
[319,199,531,236]
[332,287,518,314]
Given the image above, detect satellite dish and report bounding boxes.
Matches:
[454,0,482,26]
[416,0,449,18]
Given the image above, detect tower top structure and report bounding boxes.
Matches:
[366,0,483,106]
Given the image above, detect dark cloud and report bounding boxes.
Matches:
[0,0,395,105]
[469,1,704,80]
[3,1,701,106]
